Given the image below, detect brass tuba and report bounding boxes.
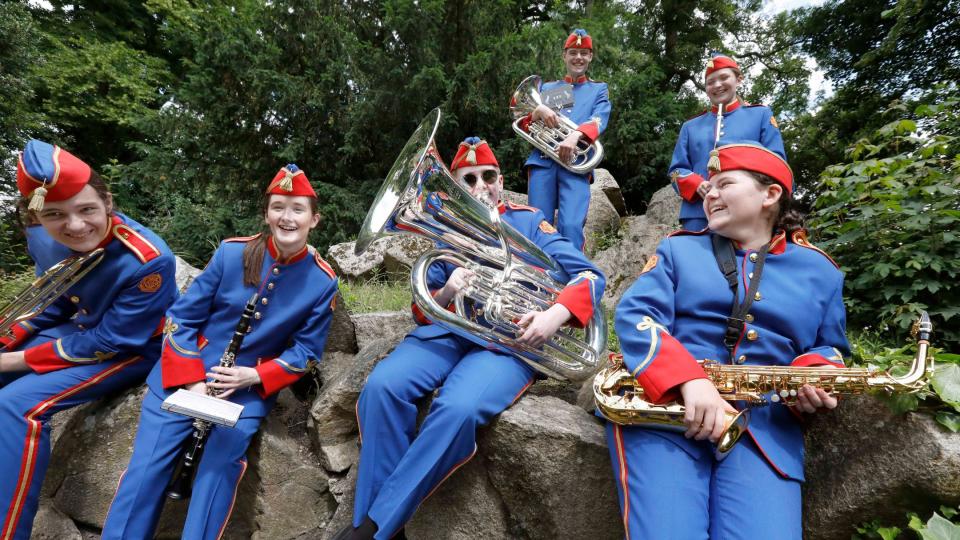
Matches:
[594,312,935,459]
[1,249,105,343]
[510,75,604,174]
[355,108,606,381]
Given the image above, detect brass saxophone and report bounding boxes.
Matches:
[594,312,935,459]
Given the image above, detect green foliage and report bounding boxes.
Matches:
[854,506,960,540]
[809,88,960,349]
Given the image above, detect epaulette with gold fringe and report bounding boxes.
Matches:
[112,224,161,264]
[790,230,839,269]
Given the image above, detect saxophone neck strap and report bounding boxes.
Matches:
[711,234,770,360]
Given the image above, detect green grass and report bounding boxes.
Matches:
[0,271,34,305]
[339,278,412,314]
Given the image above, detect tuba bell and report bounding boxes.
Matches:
[355,108,606,381]
[510,74,604,174]
[594,311,936,460]
[1,249,105,343]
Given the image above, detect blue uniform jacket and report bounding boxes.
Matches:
[148,235,338,418]
[523,76,611,172]
[410,202,605,339]
[669,101,785,221]
[614,229,849,481]
[5,214,177,372]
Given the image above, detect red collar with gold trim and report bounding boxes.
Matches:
[266,235,309,264]
[710,98,742,114]
[563,75,589,84]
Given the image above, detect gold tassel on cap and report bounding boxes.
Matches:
[707,149,721,172]
[465,146,477,165]
[28,185,48,212]
[278,170,294,192]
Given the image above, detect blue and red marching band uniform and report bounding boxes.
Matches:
[0,141,177,540]
[350,139,605,539]
[102,166,338,540]
[608,144,849,539]
[669,53,786,231]
[520,29,611,251]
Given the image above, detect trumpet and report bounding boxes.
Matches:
[594,312,935,459]
[355,108,606,381]
[1,249,104,344]
[510,75,604,174]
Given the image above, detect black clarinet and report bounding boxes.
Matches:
[165,293,258,500]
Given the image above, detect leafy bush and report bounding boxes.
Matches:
[809,88,960,349]
[854,506,960,540]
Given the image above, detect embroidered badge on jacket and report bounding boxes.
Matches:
[139,273,163,293]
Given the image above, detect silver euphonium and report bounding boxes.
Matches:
[510,75,604,174]
[355,108,606,381]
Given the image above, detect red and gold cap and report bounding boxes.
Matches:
[564,29,593,50]
[17,140,92,212]
[708,142,793,194]
[265,164,316,198]
[449,137,499,171]
[705,52,740,79]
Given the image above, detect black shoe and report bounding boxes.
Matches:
[391,529,407,540]
[330,517,378,540]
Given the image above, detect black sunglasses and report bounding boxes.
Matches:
[461,170,499,187]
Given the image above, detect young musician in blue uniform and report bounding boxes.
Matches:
[519,29,611,250]
[607,143,849,539]
[334,138,605,540]
[669,53,786,231]
[101,165,339,540]
[0,140,177,540]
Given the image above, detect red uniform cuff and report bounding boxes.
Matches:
[635,333,707,404]
[555,281,593,328]
[411,289,454,326]
[518,114,533,132]
[674,173,706,202]
[24,341,74,373]
[254,358,302,398]
[791,353,844,369]
[1,323,33,351]
[576,122,599,143]
[160,347,206,389]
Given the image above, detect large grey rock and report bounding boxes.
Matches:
[324,293,359,354]
[593,168,627,217]
[382,236,434,275]
[409,459,510,539]
[644,184,682,229]
[251,395,337,540]
[309,339,398,449]
[484,395,621,539]
[594,215,674,310]
[583,184,622,256]
[327,238,390,281]
[320,468,358,540]
[30,500,82,540]
[350,311,415,351]
[174,255,203,292]
[803,395,960,540]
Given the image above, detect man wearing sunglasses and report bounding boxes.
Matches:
[520,28,611,251]
[336,137,606,540]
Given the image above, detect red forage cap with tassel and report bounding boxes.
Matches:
[16,140,92,212]
[449,137,499,171]
[705,51,740,79]
[708,142,794,194]
[265,164,316,198]
[564,29,593,50]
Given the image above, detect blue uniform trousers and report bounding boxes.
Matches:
[102,390,260,540]
[0,334,152,540]
[353,333,536,539]
[605,423,801,540]
[527,164,591,251]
